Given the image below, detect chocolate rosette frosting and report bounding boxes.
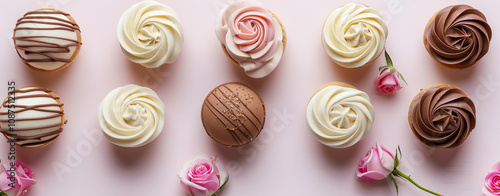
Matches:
[409,85,476,148]
[424,5,492,68]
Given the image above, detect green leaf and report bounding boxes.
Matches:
[393,146,402,170]
[390,66,397,74]
[385,50,394,68]
[398,72,408,86]
[218,179,228,192]
[390,173,399,195]
[0,191,7,196]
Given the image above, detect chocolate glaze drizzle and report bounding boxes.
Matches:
[202,83,265,147]
[13,10,82,63]
[0,87,66,148]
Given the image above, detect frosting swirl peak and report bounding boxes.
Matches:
[322,3,388,68]
[98,84,165,147]
[409,85,476,148]
[424,5,492,68]
[307,83,375,148]
[117,1,183,68]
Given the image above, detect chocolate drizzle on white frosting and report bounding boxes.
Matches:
[0,87,66,148]
[13,10,82,71]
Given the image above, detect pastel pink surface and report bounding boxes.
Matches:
[0,0,499,195]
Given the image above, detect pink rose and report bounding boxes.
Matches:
[356,144,442,195]
[374,67,403,95]
[374,51,406,95]
[178,155,228,196]
[483,162,500,195]
[0,160,36,196]
[356,143,395,183]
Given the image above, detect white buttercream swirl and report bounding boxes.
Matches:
[98,84,165,147]
[117,0,183,68]
[322,3,388,68]
[306,84,375,148]
[215,0,284,78]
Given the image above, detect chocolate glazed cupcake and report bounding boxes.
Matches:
[201,82,266,147]
[408,84,476,148]
[424,5,492,69]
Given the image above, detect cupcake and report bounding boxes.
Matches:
[201,82,266,147]
[98,84,165,147]
[322,3,388,68]
[424,5,492,69]
[215,0,286,78]
[117,1,183,68]
[306,82,375,148]
[408,84,476,148]
[13,8,82,72]
[0,86,66,148]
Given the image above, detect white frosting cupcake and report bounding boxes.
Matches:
[117,1,183,68]
[322,3,388,68]
[0,86,66,148]
[13,9,82,72]
[306,82,375,148]
[98,84,165,147]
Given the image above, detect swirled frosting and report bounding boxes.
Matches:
[322,3,388,68]
[117,1,183,68]
[215,0,284,78]
[424,5,492,68]
[306,83,375,148]
[98,84,165,147]
[409,85,476,148]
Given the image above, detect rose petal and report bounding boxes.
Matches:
[0,161,36,196]
[179,155,228,196]
[213,156,229,187]
[356,170,387,183]
[374,67,402,95]
[376,143,395,172]
[0,164,12,191]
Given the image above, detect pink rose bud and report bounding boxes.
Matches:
[374,67,403,95]
[178,155,229,196]
[374,51,406,95]
[483,162,500,196]
[0,160,36,196]
[356,143,395,183]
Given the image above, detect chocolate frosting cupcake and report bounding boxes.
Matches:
[408,85,476,148]
[424,5,492,68]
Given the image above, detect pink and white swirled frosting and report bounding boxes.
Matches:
[215,0,284,78]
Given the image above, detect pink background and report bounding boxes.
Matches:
[0,0,499,195]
